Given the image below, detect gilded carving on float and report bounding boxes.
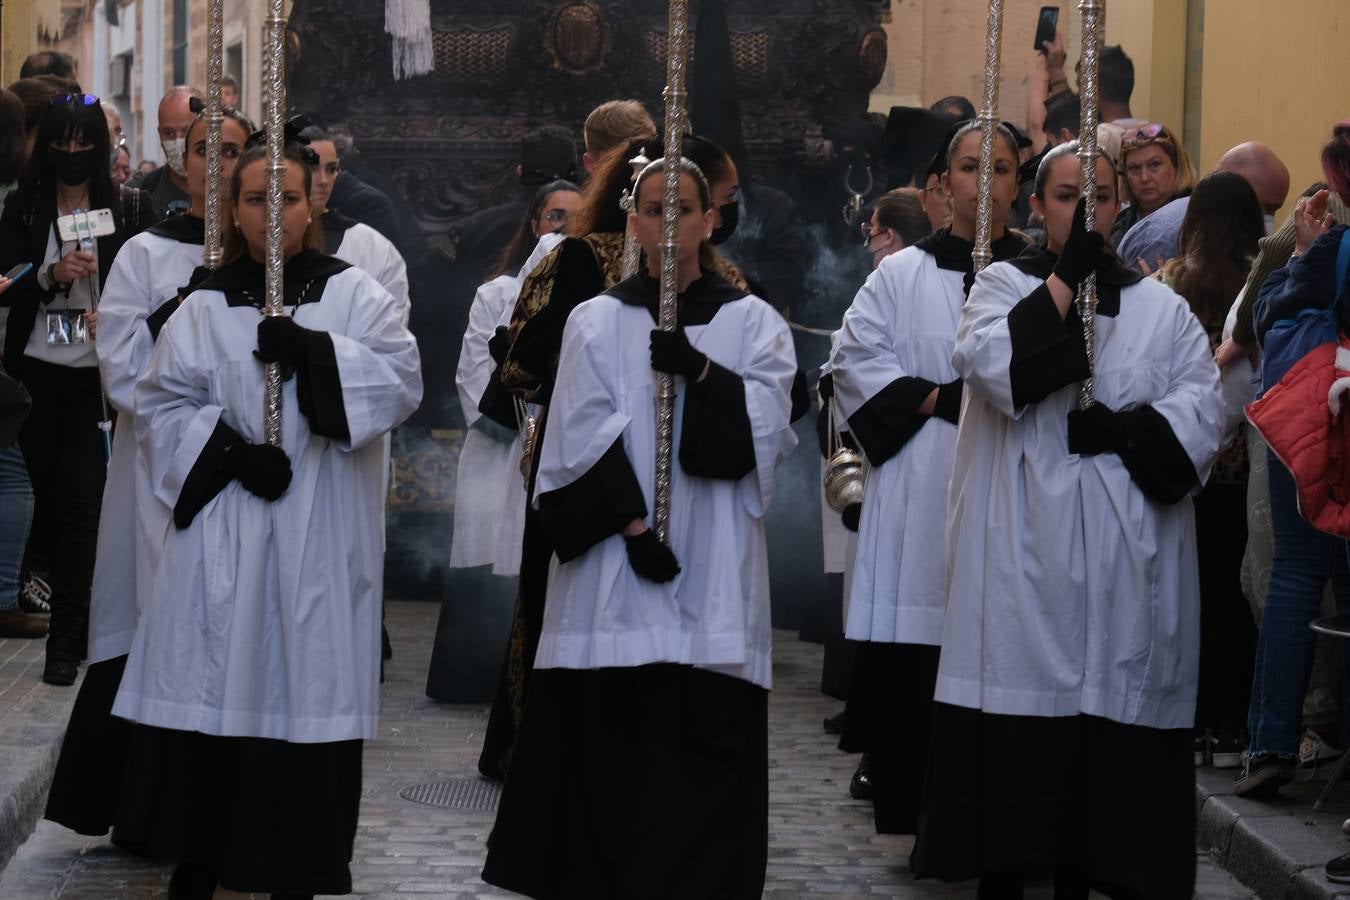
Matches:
[433,27,513,78]
[546,0,611,74]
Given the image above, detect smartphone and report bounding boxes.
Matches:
[1034,6,1059,52]
[2,263,32,283]
[56,208,115,243]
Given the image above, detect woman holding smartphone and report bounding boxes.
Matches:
[0,92,155,685]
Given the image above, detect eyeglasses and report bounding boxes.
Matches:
[543,209,571,226]
[860,222,890,244]
[1121,122,1170,151]
[49,93,99,107]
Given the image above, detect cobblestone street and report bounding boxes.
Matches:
[0,600,1258,899]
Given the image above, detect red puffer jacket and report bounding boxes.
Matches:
[1247,337,1350,536]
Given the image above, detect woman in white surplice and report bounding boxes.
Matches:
[482,157,796,900]
[450,180,581,574]
[829,123,1027,837]
[110,136,422,899]
[911,142,1223,899]
[44,103,254,839]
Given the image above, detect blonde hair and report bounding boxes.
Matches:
[1120,125,1197,206]
[584,100,656,157]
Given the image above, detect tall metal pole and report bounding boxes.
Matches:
[1076,0,1104,410]
[262,0,288,446]
[203,0,225,270]
[971,0,1005,275]
[653,0,690,544]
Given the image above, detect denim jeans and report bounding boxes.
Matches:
[0,444,34,612]
[1247,458,1350,757]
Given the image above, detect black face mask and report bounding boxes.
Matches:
[50,148,98,187]
[711,200,739,245]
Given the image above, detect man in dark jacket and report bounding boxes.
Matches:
[126,85,202,218]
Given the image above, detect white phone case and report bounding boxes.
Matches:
[56,208,115,243]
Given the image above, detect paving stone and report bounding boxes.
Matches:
[0,601,1259,898]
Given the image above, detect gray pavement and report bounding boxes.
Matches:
[0,601,1264,898]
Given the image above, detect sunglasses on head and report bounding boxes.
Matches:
[1121,122,1170,150]
[49,93,99,108]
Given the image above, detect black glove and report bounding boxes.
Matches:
[222,440,293,500]
[841,503,861,532]
[650,328,708,381]
[624,529,681,583]
[818,371,835,402]
[1066,402,1126,457]
[488,325,510,365]
[255,315,314,367]
[1052,198,1108,288]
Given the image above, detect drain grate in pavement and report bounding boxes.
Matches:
[399,778,501,811]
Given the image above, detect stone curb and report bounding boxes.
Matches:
[1198,767,1350,899]
[0,677,75,876]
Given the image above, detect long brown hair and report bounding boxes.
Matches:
[1159,170,1263,326]
[220,141,324,266]
[490,179,580,280]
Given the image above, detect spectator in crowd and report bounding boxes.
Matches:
[1157,171,1265,768]
[111,145,131,187]
[128,85,204,218]
[325,123,423,268]
[1110,122,1197,248]
[0,87,25,213]
[9,76,80,158]
[136,159,155,176]
[1119,142,1290,272]
[19,51,76,81]
[0,86,42,640]
[1237,123,1350,799]
[581,99,656,176]
[220,74,239,110]
[1043,91,1081,150]
[0,93,156,684]
[102,101,124,152]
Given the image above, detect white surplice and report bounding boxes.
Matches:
[113,263,422,742]
[829,247,964,646]
[89,228,201,663]
[532,288,797,689]
[936,259,1223,730]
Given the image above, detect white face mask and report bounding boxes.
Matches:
[161,137,186,177]
[1264,213,1277,236]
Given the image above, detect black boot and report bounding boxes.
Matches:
[978,873,1025,900]
[848,752,874,800]
[168,862,218,900]
[41,617,80,686]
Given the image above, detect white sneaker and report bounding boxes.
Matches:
[1295,729,1342,783]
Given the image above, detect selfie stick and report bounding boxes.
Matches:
[76,208,114,462]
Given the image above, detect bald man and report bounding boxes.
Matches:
[127,85,205,217]
[1118,140,1291,271]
